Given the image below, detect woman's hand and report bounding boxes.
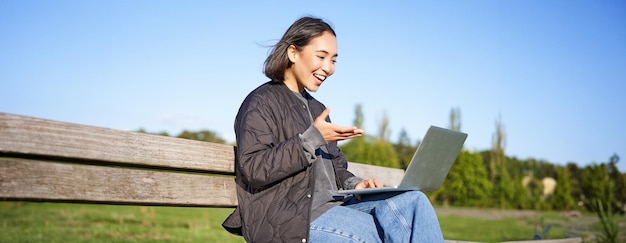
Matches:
[354,179,384,190]
[353,179,384,200]
[314,108,364,143]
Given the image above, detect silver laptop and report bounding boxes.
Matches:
[338,125,467,195]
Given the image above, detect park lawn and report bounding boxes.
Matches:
[438,214,568,242]
[0,202,602,242]
[0,202,244,243]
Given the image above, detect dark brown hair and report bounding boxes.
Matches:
[264,16,336,82]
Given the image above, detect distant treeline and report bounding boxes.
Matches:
[337,106,625,213]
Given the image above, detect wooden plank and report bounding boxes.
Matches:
[348,162,404,186]
[0,158,238,207]
[0,113,234,173]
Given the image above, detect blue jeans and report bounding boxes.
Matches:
[309,191,444,243]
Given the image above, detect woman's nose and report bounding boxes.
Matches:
[322,60,334,75]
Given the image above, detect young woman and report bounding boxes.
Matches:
[223,16,444,243]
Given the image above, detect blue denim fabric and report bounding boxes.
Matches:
[309,191,444,243]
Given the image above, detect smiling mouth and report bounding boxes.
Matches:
[313,73,327,82]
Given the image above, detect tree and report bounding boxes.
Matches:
[394,128,416,170]
[341,104,367,163]
[434,151,492,207]
[551,166,575,210]
[581,163,615,213]
[363,112,400,168]
[363,140,400,168]
[434,108,492,207]
[177,130,226,144]
[339,134,365,163]
[492,165,516,209]
[490,115,515,208]
[566,162,584,208]
[136,128,227,144]
[607,154,625,213]
[513,176,532,209]
[353,103,364,129]
[449,107,461,131]
[340,105,399,168]
[136,128,170,137]
[378,111,391,141]
[490,115,506,181]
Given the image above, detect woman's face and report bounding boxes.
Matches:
[285,31,337,92]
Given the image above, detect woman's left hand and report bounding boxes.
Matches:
[354,179,383,190]
[353,179,383,200]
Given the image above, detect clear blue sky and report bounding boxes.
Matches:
[2,1,625,171]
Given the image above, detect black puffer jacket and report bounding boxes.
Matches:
[222,81,356,242]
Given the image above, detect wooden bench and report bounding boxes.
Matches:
[0,112,404,207]
[0,112,582,243]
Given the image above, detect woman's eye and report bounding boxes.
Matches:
[316,55,335,63]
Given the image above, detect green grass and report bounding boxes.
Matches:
[438,214,568,242]
[0,202,244,243]
[1,202,621,242]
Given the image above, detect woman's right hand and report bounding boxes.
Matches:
[314,108,364,143]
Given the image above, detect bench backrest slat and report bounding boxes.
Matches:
[347,162,403,186]
[0,113,234,174]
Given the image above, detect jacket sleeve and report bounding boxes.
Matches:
[235,94,310,189]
